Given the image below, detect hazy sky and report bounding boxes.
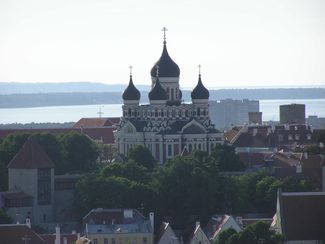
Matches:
[1,0,325,88]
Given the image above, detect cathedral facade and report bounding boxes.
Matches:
[115,33,223,163]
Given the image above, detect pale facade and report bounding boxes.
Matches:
[83,209,154,244]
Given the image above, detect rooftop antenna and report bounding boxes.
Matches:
[97,107,104,118]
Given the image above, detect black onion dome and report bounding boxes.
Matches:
[149,78,167,100]
[191,74,209,99]
[150,43,180,77]
[122,75,140,100]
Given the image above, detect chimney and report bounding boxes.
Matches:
[86,223,89,235]
[149,212,154,233]
[55,225,61,244]
[25,217,31,228]
[304,152,308,160]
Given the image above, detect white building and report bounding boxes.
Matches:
[115,31,223,163]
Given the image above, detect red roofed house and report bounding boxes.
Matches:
[204,215,241,243]
[0,223,47,244]
[272,190,325,243]
[155,222,180,244]
[2,136,55,225]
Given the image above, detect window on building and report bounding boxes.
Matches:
[171,88,174,100]
[189,144,192,152]
[197,108,200,116]
[38,169,51,205]
[104,238,108,244]
[143,237,147,244]
[295,134,300,140]
[288,135,293,140]
[278,135,284,142]
[93,239,98,244]
[168,144,172,156]
[198,144,202,150]
[307,134,312,140]
[112,238,116,244]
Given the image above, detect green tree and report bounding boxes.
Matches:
[0,160,7,191]
[317,130,325,144]
[0,208,12,224]
[127,145,157,170]
[32,133,66,174]
[97,143,118,165]
[101,160,151,184]
[0,133,30,165]
[216,228,237,244]
[210,145,245,171]
[74,174,156,218]
[58,132,99,173]
[220,222,284,244]
[155,153,222,228]
[303,145,321,155]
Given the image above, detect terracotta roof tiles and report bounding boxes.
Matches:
[7,136,55,169]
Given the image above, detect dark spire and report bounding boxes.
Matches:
[191,66,209,100]
[150,28,180,77]
[122,66,141,101]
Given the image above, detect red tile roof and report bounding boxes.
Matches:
[279,192,325,241]
[81,127,116,144]
[74,117,120,128]
[0,224,46,244]
[7,136,55,169]
[41,233,78,244]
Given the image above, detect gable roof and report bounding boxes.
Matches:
[7,136,55,169]
[74,117,120,128]
[155,222,170,244]
[279,191,325,241]
[0,224,46,244]
[83,208,145,225]
[41,233,78,244]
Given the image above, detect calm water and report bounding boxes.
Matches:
[0,99,325,124]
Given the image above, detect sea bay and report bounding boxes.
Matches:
[0,99,324,124]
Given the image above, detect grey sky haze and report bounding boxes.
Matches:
[0,0,325,88]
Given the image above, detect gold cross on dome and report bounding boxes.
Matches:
[198,64,202,75]
[129,65,133,76]
[162,27,168,43]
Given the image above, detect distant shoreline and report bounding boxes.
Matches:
[1,88,325,108]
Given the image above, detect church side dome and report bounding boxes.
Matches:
[191,74,209,100]
[122,75,141,101]
[149,77,167,101]
[150,40,180,78]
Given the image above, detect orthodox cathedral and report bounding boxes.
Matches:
[115,30,223,163]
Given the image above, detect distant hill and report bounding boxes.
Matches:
[0,88,324,108]
[0,82,151,94]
